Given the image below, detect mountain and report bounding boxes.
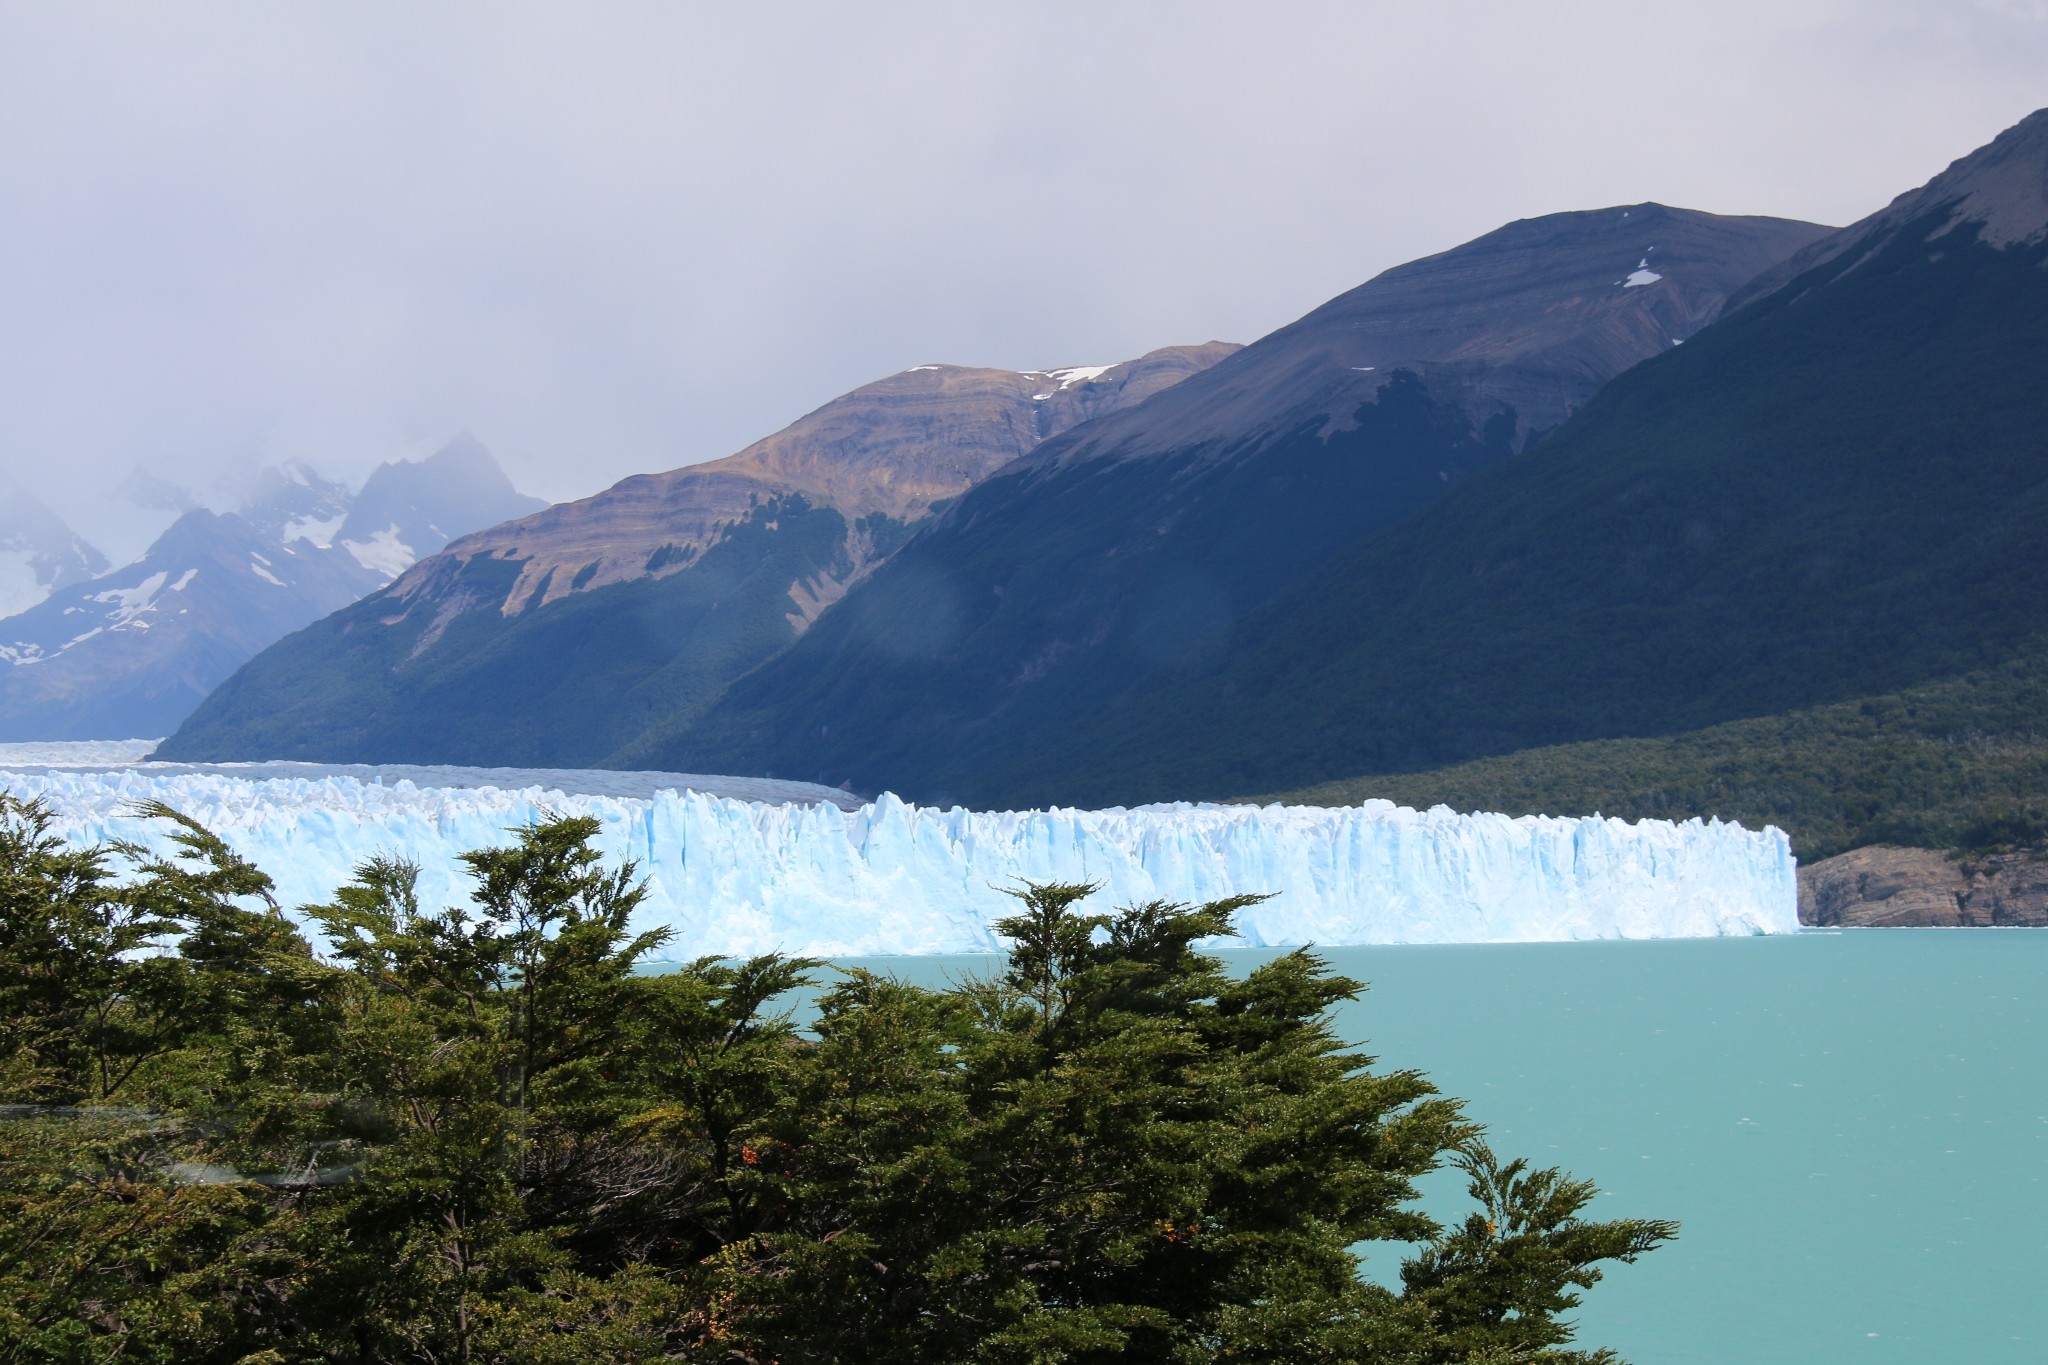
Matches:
[329,431,546,578]
[965,107,2048,812]
[661,204,1829,801]
[0,486,109,619]
[0,437,544,740]
[0,507,383,740]
[156,346,1239,765]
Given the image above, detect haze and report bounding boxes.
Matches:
[2,0,2044,553]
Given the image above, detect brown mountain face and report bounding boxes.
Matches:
[405,344,1238,620]
[1027,204,1833,473]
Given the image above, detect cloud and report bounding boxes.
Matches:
[0,0,2042,548]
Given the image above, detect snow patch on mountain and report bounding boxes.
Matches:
[90,571,171,626]
[282,513,346,548]
[0,551,43,620]
[0,488,110,617]
[1028,364,1114,400]
[341,525,415,577]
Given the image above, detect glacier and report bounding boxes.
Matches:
[0,763,1799,957]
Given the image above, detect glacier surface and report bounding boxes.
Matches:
[0,766,1799,957]
[0,741,864,809]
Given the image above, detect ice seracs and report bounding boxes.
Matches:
[1,766,1801,957]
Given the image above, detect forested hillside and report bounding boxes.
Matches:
[1257,642,2048,862]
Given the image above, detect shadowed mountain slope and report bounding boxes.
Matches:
[955,109,2048,809]
[666,205,1829,801]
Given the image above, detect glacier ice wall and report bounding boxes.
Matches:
[0,769,1799,955]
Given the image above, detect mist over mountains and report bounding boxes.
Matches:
[0,486,109,620]
[0,438,542,741]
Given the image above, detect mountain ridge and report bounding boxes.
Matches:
[156,344,1241,765]
[400,345,1237,621]
[655,204,1831,800]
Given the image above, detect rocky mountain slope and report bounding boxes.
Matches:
[986,107,2048,810]
[663,204,1828,801]
[157,346,1237,764]
[0,438,543,740]
[1798,846,2048,927]
[0,486,108,619]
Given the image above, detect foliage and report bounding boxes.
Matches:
[0,796,1674,1361]
[1262,642,2048,861]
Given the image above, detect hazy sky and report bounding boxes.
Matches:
[2,0,2044,549]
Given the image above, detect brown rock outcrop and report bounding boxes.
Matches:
[1797,845,2048,927]
[401,344,1239,617]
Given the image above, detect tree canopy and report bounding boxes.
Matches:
[0,793,1673,1362]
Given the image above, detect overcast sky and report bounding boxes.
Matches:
[3,0,2045,551]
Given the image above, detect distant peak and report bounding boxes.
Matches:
[425,431,494,466]
[117,468,201,513]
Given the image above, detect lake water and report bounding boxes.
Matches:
[794,931,2046,1364]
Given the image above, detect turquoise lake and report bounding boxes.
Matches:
[798,931,2046,1364]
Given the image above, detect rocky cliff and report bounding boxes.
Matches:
[1798,845,2048,927]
